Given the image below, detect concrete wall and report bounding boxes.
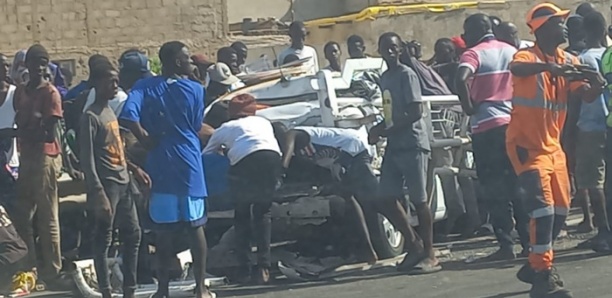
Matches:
[0,0,228,80]
[227,0,375,23]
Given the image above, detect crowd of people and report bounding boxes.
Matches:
[0,1,611,298]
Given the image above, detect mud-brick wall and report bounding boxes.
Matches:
[0,0,228,81]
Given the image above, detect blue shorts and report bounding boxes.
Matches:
[148,193,208,229]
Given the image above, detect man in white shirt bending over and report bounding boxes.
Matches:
[278,126,378,264]
[203,94,281,284]
[277,21,319,75]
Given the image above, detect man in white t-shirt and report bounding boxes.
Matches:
[277,21,319,75]
[203,94,281,284]
[0,54,18,196]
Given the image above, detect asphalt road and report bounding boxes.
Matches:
[215,248,612,298]
[31,238,612,298]
[31,213,612,298]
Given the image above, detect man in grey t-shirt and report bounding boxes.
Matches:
[79,61,141,298]
[379,64,430,152]
[369,32,439,274]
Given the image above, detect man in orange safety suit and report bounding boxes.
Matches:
[506,3,606,298]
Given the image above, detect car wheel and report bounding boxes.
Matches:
[369,214,404,259]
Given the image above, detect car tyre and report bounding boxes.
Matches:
[369,214,404,259]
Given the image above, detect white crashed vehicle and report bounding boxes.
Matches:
[205,58,476,261]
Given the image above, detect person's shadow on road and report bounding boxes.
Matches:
[443,247,604,272]
[480,290,529,298]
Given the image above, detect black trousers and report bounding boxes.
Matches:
[92,180,141,292]
[234,202,273,268]
[472,125,529,250]
[229,150,281,269]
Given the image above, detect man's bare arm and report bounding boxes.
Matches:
[573,71,606,103]
[44,117,60,143]
[455,66,476,115]
[120,119,156,150]
[384,102,424,135]
[79,114,108,208]
[198,123,215,149]
[281,130,298,170]
[511,62,582,78]
[510,62,552,77]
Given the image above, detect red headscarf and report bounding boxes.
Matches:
[450,36,466,54]
[228,94,257,119]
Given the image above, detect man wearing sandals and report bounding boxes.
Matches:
[368,32,440,274]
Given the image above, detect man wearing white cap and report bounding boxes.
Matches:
[205,63,243,106]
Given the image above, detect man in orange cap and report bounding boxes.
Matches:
[506,3,605,298]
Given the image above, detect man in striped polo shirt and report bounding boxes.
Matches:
[455,13,529,261]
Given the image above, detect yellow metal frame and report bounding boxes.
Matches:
[305,1,508,27]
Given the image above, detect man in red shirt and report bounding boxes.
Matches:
[12,44,66,288]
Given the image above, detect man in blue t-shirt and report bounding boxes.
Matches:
[119,41,212,298]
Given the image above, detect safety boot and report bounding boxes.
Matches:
[529,269,572,298]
